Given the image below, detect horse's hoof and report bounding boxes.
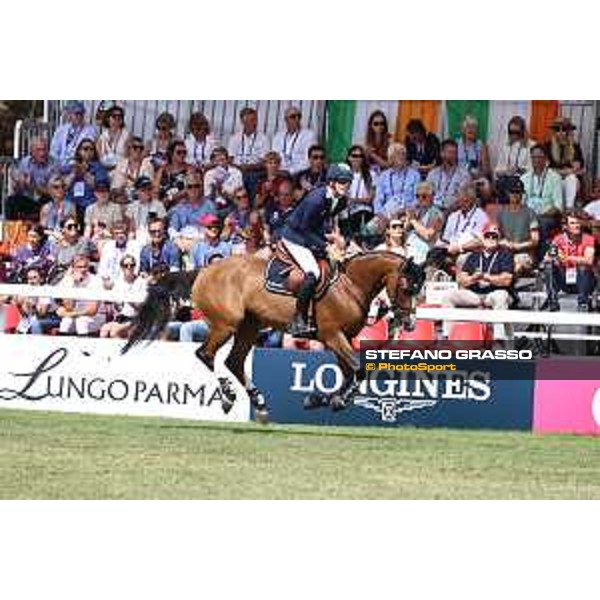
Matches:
[255,408,270,425]
[330,395,351,413]
[303,392,328,410]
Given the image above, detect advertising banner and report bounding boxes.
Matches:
[253,349,535,430]
[534,359,600,436]
[0,336,249,422]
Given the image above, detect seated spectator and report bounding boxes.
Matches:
[139,217,181,274]
[272,106,318,175]
[405,118,441,179]
[227,106,269,198]
[497,179,539,276]
[437,182,488,265]
[56,255,106,336]
[444,223,514,338]
[584,179,600,219]
[374,143,420,217]
[146,112,176,170]
[50,101,97,166]
[39,175,77,235]
[110,136,154,195]
[255,151,288,213]
[96,104,130,170]
[100,255,147,338]
[295,144,328,198]
[167,172,216,251]
[51,217,97,272]
[263,178,296,246]
[98,221,140,288]
[364,110,390,173]
[155,140,192,210]
[544,210,596,311]
[10,224,54,283]
[223,187,253,248]
[457,115,491,179]
[494,116,535,179]
[405,181,444,265]
[13,266,59,335]
[6,137,59,221]
[83,179,124,241]
[63,138,109,224]
[521,144,563,259]
[185,111,218,170]
[342,145,376,238]
[191,214,233,268]
[125,176,167,244]
[544,116,584,210]
[375,216,407,255]
[426,139,471,210]
[203,147,244,214]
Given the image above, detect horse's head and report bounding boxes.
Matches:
[385,256,425,332]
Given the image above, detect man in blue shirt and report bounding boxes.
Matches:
[374,142,420,217]
[279,163,353,336]
[191,214,232,268]
[50,102,97,166]
[139,217,182,275]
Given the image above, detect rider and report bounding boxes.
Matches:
[279,163,353,336]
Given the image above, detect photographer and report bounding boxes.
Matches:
[543,210,596,312]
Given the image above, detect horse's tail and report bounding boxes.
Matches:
[121,269,200,355]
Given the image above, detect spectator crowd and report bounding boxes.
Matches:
[2,101,600,347]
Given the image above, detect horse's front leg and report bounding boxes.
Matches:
[322,331,364,412]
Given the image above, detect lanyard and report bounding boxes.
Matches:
[65,126,83,154]
[283,131,300,160]
[479,250,499,275]
[193,138,207,164]
[507,143,523,170]
[460,139,480,165]
[106,130,123,154]
[453,206,477,238]
[240,133,257,159]
[438,166,458,197]
[389,169,407,199]
[529,168,547,198]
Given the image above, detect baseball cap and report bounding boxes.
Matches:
[134,175,153,190]
[64,101,85,115]
[199,213,221,227]
[94,179,110,191]
[482,223,501,236]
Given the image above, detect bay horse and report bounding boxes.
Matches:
[122,251,424,421]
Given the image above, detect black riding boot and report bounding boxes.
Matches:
[289,273,318,337]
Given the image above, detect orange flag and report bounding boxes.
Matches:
[394,101,441,141]
[529,101,559,144]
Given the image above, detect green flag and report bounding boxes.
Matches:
[325,100,356,163]
[446,100,490,141]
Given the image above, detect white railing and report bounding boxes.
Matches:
[0,283,146,304]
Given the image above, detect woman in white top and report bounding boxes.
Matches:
[110,136,154,195]
[185,112,218,170]
[494,115,535,176]
[96,105,131,170]
[457,115,491,179]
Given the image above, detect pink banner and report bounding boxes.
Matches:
[534,360,600,436]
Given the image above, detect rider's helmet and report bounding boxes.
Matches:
[326,163,353,184]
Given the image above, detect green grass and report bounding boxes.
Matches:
[1,408,599,499]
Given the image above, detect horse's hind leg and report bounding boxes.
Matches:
[224,317,269,423]
[195,321,235,372]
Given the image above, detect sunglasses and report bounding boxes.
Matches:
[81,146,95,151]
[552,126,572,133]
[187,184,201,189]
[65,223,77,230]
[484,233,499,239]
[349,153,364,159]
[122,263,136,269]
[175,150,187,156]
[149,229,164,235]
[51,183,65,189]
[390,224,403,229]
[132,145,144,151]
[508,129,522,135]
[311,154,325,160]
[416,193,430,199]
[287,113,301,119]
[372,121,386,127]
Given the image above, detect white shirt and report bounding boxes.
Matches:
[97,128,131,168]
[185,133,218,168]
[203,165,244,196]
[112,276,147,318]
[494,139,535,174]
[98,239,141,285]
[584,200,600,220]
[227,130,270,166]
[441,206,489,247]
[58,272,104,313]
[271,128,318,174]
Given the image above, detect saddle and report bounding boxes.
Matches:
[264,241,338,299]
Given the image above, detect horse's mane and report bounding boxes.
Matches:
[339,250,406,272]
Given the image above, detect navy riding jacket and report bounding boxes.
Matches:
[280,186,347,256]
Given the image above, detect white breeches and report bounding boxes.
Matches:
[281,238,320,280]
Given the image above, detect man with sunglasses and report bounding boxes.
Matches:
[125,176,166,244]
[98,221,140,288]
[139,217,181,275]
[50,217,97,272]
[426,139,471,210]
[191,214,232,268]
[444,223,514,338]
[39,175,77,234]
[168,173,216,251]
[272,106,318,175]
[295,145,328,198]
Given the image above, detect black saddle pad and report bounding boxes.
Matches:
[264,256,295,296]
